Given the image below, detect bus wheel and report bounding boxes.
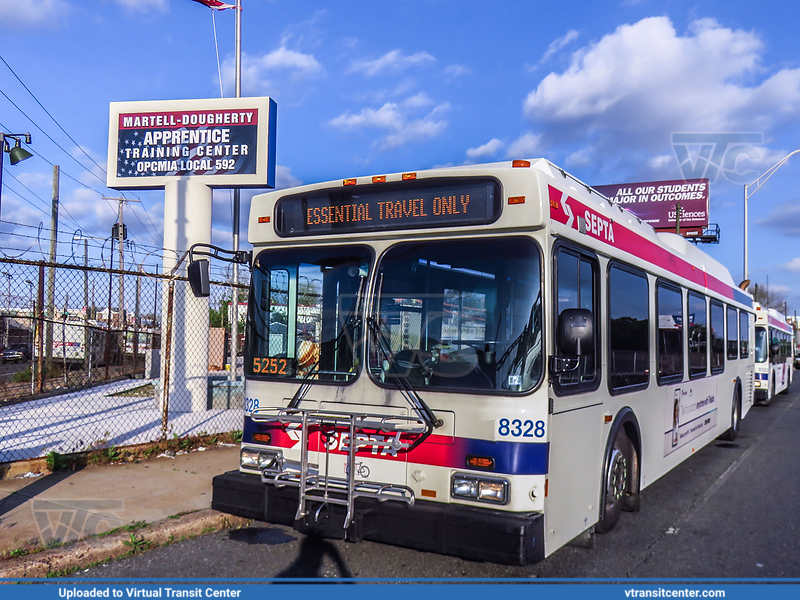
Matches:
[596,432,634,534]
[720,388,740,441]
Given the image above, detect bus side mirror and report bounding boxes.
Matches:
[558,308,594,357]
[188,259,210,298]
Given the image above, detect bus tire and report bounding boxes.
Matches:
[720,388,741,441]
[596,431,634,534]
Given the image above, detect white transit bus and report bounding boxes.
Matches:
[207,159,755,564]
[754,303,793,404]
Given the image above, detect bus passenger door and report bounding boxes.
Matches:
[545,245,604,553]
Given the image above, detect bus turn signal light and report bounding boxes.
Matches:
[512,160,531,168]
[508,196,525,205]
[258,216,270,224]
[467,455,495,470]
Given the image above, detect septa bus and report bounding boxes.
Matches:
[199,159,755,564]
[754,303,793,405]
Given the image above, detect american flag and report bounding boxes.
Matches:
[191,0,236,10]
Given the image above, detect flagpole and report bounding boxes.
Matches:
[230,0,242,383]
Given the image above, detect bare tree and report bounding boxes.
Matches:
[748,283,787,312]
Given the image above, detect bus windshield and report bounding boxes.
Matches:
[369,237,542,393]
[245,245,371,382]
[755,326,768,363]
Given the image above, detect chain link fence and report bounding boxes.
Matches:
[0,257,247,464]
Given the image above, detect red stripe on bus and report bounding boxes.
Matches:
[549,186,741,302]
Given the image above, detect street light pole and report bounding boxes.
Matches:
[743,148,800,282]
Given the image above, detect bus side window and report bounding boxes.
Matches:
[727,306,738,361]
[553,246,599,393]
[739,311,749,358]
[656,281,683,384]
[688,292,707,378]
[710,301,725,375]
[608,264,649,393]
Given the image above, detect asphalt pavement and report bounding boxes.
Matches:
[1,380,799,579]
[0,444,248,577]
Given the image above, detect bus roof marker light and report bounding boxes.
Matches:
[372,176,386,183]
[258,216,270,224]
[512,160,531,168]
[402,172,417,180]
[508,196,525,205]
[343,178,357,186]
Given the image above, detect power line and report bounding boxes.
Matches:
[0,87,108,189]
[0,117,119,223]
[1,169,83,230]
[0,54,109,177]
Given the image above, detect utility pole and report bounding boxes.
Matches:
[103,195,140,369]
[45,166,60,374]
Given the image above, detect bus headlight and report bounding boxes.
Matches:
[240,448,282,471]
[451,473,509,504]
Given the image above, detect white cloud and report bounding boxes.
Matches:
[466,139,503,161]
[223,47,323,97]
[351,78,418,105]
[0,0,70,28]
[647,155,673,169]
[275,165,302,190]
[566,148,592,167]
[348,49,435,77]
[444,64,471,79]
[253,46,323,75]
[113,0,167,12]
[328,95,449,150]
[522,17,800,171]
[765,283,793,295]
[539,30,579,65]
[506,132,542,158]
[756,199,800,236]
[783,258,800,273]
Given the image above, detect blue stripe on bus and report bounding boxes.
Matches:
[243,415,550,476]
[458,437,550,475]
[734,287,753,307]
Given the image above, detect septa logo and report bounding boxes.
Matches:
[548,185,574,229]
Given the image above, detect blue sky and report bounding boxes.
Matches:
[2,0,800,310]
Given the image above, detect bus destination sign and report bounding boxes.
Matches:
[275,179,499,236]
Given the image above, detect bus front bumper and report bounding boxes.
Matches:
[212,470,545,565]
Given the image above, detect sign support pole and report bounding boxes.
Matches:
[160,179,212,412]
[229,0,243,383]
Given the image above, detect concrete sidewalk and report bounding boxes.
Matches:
[0,444,248,577]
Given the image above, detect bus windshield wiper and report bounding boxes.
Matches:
[366,316,442,445]
[287,274,366,409]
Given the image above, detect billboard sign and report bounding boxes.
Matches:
[593,178,709,232]
[107,97,276,190]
